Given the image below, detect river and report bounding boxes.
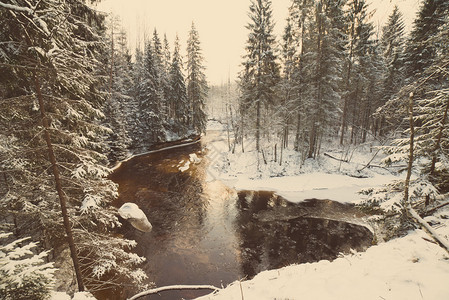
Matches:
[106,136,373,299]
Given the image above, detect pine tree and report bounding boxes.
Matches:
[0,0,146,292]
[151,29,168,124]
[278,15,297,150]
[128,47,146,150]
[186,22,208,134]
[303,0,345,157]
[288,0,313,154]
[169,34,189,135]
[138,39,164,146]
[339,0,376,145]
[103,17,133,162]
[405,0,448,80]
[161,34,172,119]
[374,2,449,206]
[239,0,280,152]
[0,233,56,300]
[381,6,406,104]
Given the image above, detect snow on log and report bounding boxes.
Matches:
[407,204,449,254]
[118,203,152,232]
[128,284,220,300]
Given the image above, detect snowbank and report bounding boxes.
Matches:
[230,172,398,204]
[198,229,449,300]
[199,121,449,300]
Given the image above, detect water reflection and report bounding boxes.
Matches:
[107,143,373,300]
[235,191,373,278]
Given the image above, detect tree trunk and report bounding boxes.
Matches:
[294,111,301,151]
[340,18,354,146]
[430,97,449,175]
[33,74,85,292]
[256,99,261,152]
[403,92,415,205]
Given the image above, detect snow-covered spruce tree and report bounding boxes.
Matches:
[381,6,406,104]
[103,16,133,163]
[239,0,280,152]
[278,14,297,150]
[186,22,208,134]
[302,0,345,157]
[128,47,146,150]
[363,4,449,211]
[135,38,165,149]
[151,29,168,127]
[404,0,448,81]
[161,34,172,120]
[0,232,56,300]
[0,0,146,293]
[372,5,406,136]
[287,0,313,154]
[340,0,379,145]
[168,34,189,135]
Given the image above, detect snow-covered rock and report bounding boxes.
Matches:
[118,203,152,232]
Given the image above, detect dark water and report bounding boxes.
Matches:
[105,141,373,299]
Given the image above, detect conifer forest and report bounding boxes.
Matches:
[0,0,448,299]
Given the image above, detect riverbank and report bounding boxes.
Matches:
[198,120,449,300]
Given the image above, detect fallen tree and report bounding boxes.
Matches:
[407,205,449,254]
[128,284,220,300]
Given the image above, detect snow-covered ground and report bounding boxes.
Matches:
[198,120,449,300]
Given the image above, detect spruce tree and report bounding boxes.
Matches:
[405,0,447,80]
[162,34,172,119]
[103,17,133,162]
[169,34,189,134]
[288,0,313,154]
[138,39,164,146]
[0,0,146,292]
[303,0,345,157]
[186,22,208,134]
[381,6,406,104]
[340,0,376,145]
[240,0,280,152]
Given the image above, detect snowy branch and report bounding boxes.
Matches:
[128,285,220,300]
[407,205,449,254]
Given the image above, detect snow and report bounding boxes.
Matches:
[50,292,96,300]
[179,160,191,172]
[118,203,152,232]
[230,172,398,204]
[197,229,449,300]
[118,202,147,220]
[178,152,202,172]
[195,120,449,300]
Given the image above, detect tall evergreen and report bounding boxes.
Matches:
[151,29,167,122]
[240,0,280,152]
[0,0,145,292]
[138,39,164,145]
[405,0,448,80]
[103,17,133,162]
[303,0,345,157]
[288,0,313,153]
[161,34,172,118]
[186,22,208,134]
[169,34,189,134]
[339,0,376,145]
[278,15,297,149]
[381,6,406,103]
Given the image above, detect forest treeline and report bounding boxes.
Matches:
[107,20,208,162]
[0,0,207,297]
[231,0,448,193]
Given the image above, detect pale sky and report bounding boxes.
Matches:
[96,0,420,85]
